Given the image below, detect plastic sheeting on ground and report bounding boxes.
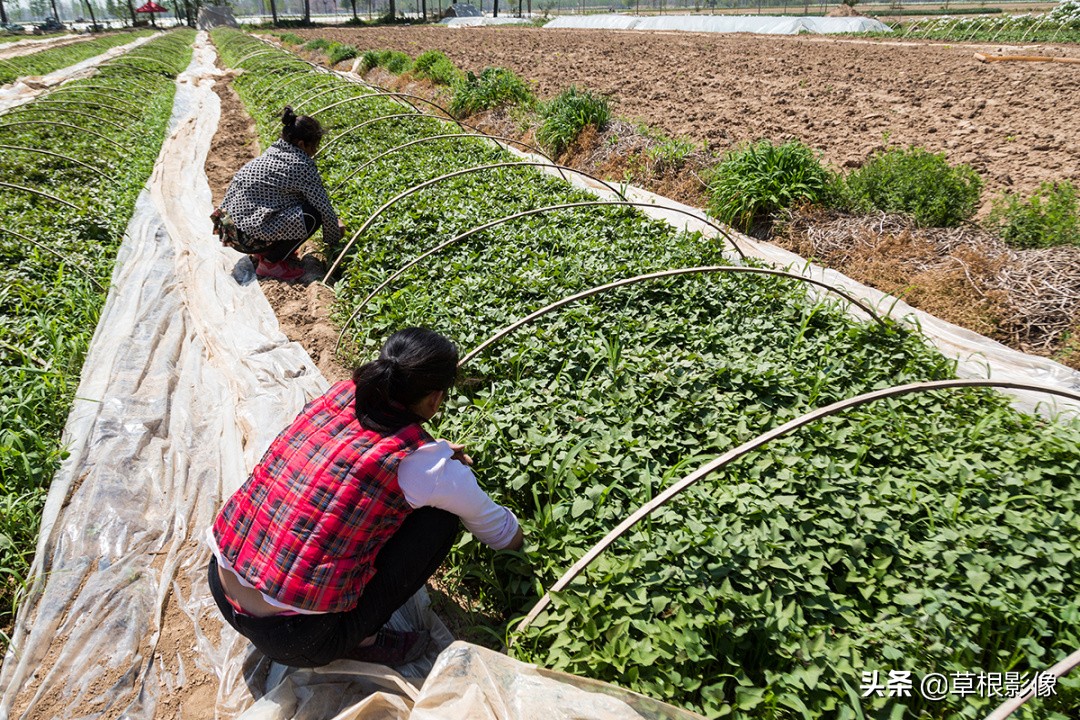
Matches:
[0,34,93,61]
[544,13,891,34]
[441,16,534,26]
[0,30,699,720]
[0,33,158,112]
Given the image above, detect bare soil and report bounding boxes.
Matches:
[295,26,1080,214]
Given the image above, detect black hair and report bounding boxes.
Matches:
[354,327,459,433]
[281,105,324,148]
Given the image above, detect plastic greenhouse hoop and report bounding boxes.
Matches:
[0,144,115,180]
[107,55,181,76]
[322,163,630,283]
[332,204,748,356]
[285,76,346,108]
[0,226,104,290]
[261,73,338,110]
[52,85,143,103]
[294,82,361,112]
[0,120,129,155]
[232,48,283,67]
[28,98,139,121]
[333,133,565,192]
[458,266,886,367]
[251,67,310,100]
[316,113,458,158]
[308,91,458,123]
[7,105,126,131]
[512,379,1080,637]
[0,181,79,209]
[983,648,1080,719]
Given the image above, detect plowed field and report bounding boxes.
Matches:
[295,25,1080,212]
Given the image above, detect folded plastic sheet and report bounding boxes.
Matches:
[0,33,158,112]
[545,13,891,34]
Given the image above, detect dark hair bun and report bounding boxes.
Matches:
[282,106,297,127]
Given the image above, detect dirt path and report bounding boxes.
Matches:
[296,26,1080,213]
[208,70,351,385]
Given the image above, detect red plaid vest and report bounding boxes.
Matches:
[212,381,431,613]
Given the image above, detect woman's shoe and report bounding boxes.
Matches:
[346,628,429,666]
[255,255,305,281]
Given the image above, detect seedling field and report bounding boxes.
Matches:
[0,28,195,646]
[216,30,1080,719]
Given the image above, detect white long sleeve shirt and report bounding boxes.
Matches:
[397,440,520,549]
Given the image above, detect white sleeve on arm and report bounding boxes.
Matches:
[398,441,521,550]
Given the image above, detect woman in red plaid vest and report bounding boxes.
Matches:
[207,328,523,667]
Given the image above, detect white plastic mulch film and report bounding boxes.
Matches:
[0,31,700,720]
[441,16,534,26]
[544,13,891,34]
[0,33,159,113]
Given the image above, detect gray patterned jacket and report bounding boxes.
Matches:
[219,139,342,246]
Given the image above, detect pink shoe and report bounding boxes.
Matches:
[256,255,305,281]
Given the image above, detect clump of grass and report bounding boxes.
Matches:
[359,49,413,74]
[536,86,610,156]
[277,32,304,45]
[302,38,331,51]
[412,50,462,86]
[706,139,836,234]
[985,180,1080,249]
[326,42,358,65]
[448,67,534,118]
[646,136,696,173]
[841,146,983,228]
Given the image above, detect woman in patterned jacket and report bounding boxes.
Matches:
[213,106,345,281]
[207,328,524,667]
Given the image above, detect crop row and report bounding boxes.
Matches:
[0,29,195,649]
[0,30,156,86]
[214,31,1080,719]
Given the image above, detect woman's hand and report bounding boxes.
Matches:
[444,441,473,467]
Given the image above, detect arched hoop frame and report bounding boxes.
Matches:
[458,266,886,367]
[51,85,144,104]
[250,66,311,101]
[0,181,79,209]
[322,164,631,283]
[232,48,284,68]
[26,98,139,121]
[294,82,366,113]
[106,55,182,77]
[332,133,565,192]
[0,144,115,181]
[0,120,130,156]
[0,226,104,290]
[288,77,351,112]
[309,91,458,124]
[332,202,747,351]
[317,112,458,159]
[6,105,126,132]
[984,648,1080,719]
[512,379,1080,637]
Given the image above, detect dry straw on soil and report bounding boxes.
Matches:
[778,210,1080,367]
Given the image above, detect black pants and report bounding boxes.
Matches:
[208,506,458,667]
[257,201,322,263]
